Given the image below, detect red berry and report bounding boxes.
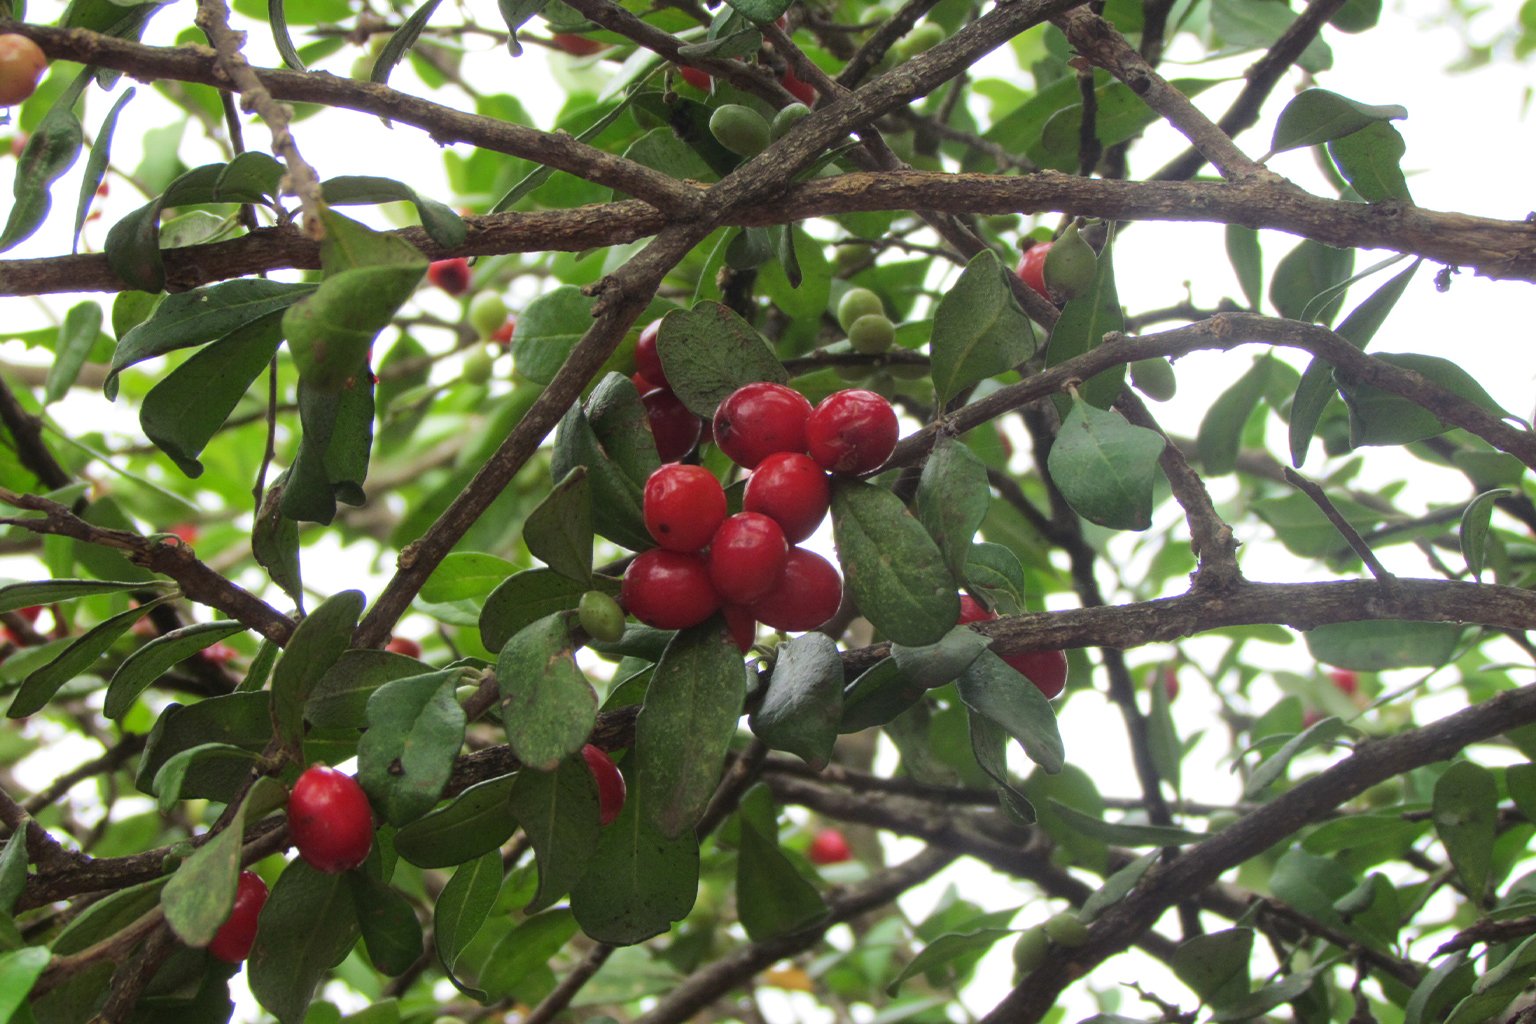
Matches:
[807,828,851,865]
[288,765,374,874]
[743,452,830,544]
[168,523,199,545]
[1160,666,1180,702]
[1329,669,1359,696]
[642,387,703,462]
[385,636,422,658]
[780,67,816,105]
[0,35,48,107]
[581,744,626,826]
[635,320,668,390]
[712,382,813,470]
[1016,242,1051,300]
[632,371,658,394]
[723,603,757,653]
[805,389,898,475]
[708,512,788,604]
[207,870,269,963]
[202,642,238,664]
[492,318,516,345]
[678,65,711,91]
[751,547,841,633]
[957,595,995,625]
[16,605,41,623]
[621,549,720,630]
[1004,649,1068,700]
[427,258,471,296]
[552,32,605,56]
[644,464,726,552]
[208,871,268,962]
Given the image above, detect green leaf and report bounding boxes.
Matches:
[1037,79,1217,172]
[1225,225,1263,311]
[957,651,1064,774]
[1446,934,1536,1024]
[0,72,86,253]
[508,755,600,912]
[254,474,304,610]
[306,650,433,729]
[1080,851,1157,920]
[358,669,466,825]
[420,552,521,604]
[737,816,828,942]
[1433,760,1497,898]
[1046,236,1124,410]
[268,0,307,68]
[139,312,285,477]
[748,632,843,770]
[550,376,656,551]
[271,590,366,754]
[569,786,699,945]
[0,578,168,613]
[394,772,519,868]
[512,286,596,386]
[722,0,792,24]
[1305,620,1461,671]
[0,947,49,1020]
[477,909,579,997]
[496,613,596,772]
[248,860,362,1024]
[965,543,1029,615]
[46,301,103,405]
[1046,798,1205,846]
[433,850,502,997]
[914,434,990,581]
[480,569,587,652]
[280,375,376,523]
[653,302,789,418]
[152,743,260,812]
[839,658,927,733]
[9,597,168,718]
[1046,396,1165,531]
[136,692,273,801]
[371,0,443,88]
[830,478,960,647]
[107,620,251,723]
[1213,0,1331,71]
[0,825,28,915]
[1269,239,1354,326]
[887,929,1013,997]
[1340,352,1509,447]
[1270,88,1407,155]
[929,250,1035,406]
[162,777,283,947]
[635,622,747,838]
[968,712,1035,822]
[322,176,467,250]
[523,468,593,583]
[1327,121,1412,203]
[1171,928,1253,1010]
[1146,666,1181,795]
[1197,354,1273,476]
[1461,489,1510,582]
[1405,953,1474,1024]
[891,627,992,691]
[348,873,422,976]
[1244,715,1351,799]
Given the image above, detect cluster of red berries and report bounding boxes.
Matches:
[957,595,1068,699]
[622,380,900,647]
[632,320,709,462]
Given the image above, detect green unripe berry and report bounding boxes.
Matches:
[1130,357,1177,401]
[462,346,495,385]
[893,22,945,60]
[709,104,772,157]
[1043,911,1090,948]
[833,244,866,272]
[468,291,510,340]
[835,287,884,332]
[1043,222,1097,301]
[847,313,895,355]
[1012,927,1049,975]
[578,590,626,643]
[771,102,812,141]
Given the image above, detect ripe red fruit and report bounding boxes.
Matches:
[551,32,605,56]
[168,523,199,545]
[642,387,703,462]
[751,547,841,632]
[807,828,851,865]
[1329,669,1359,696]
[288,765,374,874]
[805,389,898,475]
[781,67,816,105]
[1016,242,1051,300]
[635,320,668,390]
[644,463,726,552]
[385,635,422,658]
[1005,649,1068,700]
[427,258,471,296]
[581,744,626,826]
[678,65,711,91]
[958,594,994,625]
[743,452,831,544]
[1160,665,1180,701]
[723,603,757,653]
[208,870,269,963]
[621,549,721,630]
[201,642,238,664]
[16,605,41,623]
[708,512,789,604]
[0,35,48,107]
[492,318,516,345]
[713,382,813,469]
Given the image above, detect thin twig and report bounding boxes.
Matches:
[1284,468,1396,581]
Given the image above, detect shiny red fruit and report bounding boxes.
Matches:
[780,67,816,105]
[642,387,703,462]
[1016,243,1051,299]
[1161,665,1180,702]
[208,870,269,963]
[708,512,788,604]
[168,523,199,545]
[751,547,841,633]
[621,549,720,630]
[1329,669,1359,696]
[0,35,47,107]
[743,452,830,544]
[957,595,994,625]
[16,605,41,623]
[805,389,898,475]
[1005,649,1068,700]
[288,765,374,874]
[552,32,605,56]
[582,744,626,826]
[201,642,238,664]
[635,320,668,390]
[713,382,813,469]
[385,635,422,658]
[678,65,711,91]
[644,464,726,553]
[724,603,757,653]
[427,258,471,296]
[807,828,851,865]
[492,318,516,345]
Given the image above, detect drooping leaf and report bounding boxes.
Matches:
[1197,354,1273,476]
[1269,239,1354,327]
[432,850,502,999]
[271,590,366,755]
[480,568,588,652]
[496,613,596,772]
[45,301,103,405]
[1225,225,1263,311]
[1244,715,1352,799]
[1046,235,1124,410]
[737,816,828,942]
[887,929,1014,997]
[1339,352,1509,447]
[369,0,445,89]
[1305,620,1461,671]
[1461,488,1510,581]
[348,872,423,976]
[839,658,927,733]
[1327,121,1412,203]
[891,627,992,691]
[968,712,1035,822]
[1046,396,1165,531]
[749,632,843,769]
[105,620,249,720]
[394,773,519,868]
[0,71,87,254]
[913,434,990,581]
[523,468,593,583]
[162,777,284,948]
[248,860,363,1024]
[957,651,1064,774]
[0,948,49,1021]
[550,376,656,552]
[151,743,261,812]
[357,669,466,825]
[929,249,1035,406]
[1433,760,1497,898]
[477,910,580,998]
[1172,929,1254,1011]
[653,302,789,418]
[508,754,600,912]
[570,785,699,945]
[1270,88,1407,155]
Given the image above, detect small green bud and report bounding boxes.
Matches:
[1012,927,1050,975]
[835,287,884,332]
[578,590,626,643]
[709,104,772,157]
[771,102,812,141]
[468,291,510,340]
[1042,222,1097,301]
[1130,357,1177,402]
[1043,911,1090,948]
[847,313,895,355]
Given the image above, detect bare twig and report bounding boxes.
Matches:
[1283,468,1395,581]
